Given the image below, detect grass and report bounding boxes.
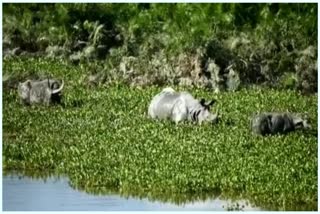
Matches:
[2,58,318,211]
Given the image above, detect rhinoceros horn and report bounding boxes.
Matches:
[51,80,64,94]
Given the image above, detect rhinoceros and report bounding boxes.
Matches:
[18,78,64,106]
[148,87,218,124]
[251,112,311,135]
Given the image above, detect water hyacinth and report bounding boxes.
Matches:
[3,58,318,211]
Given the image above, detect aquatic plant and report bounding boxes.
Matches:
[3,58,317,210]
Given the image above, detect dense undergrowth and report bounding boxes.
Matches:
[3,58,318,210]
[3,3,318,94]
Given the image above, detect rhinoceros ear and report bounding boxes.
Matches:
[200,98,216,108]
[206,99,216,106]
[200,98,206,106]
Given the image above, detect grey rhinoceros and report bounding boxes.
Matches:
[148,87,218,124]
[251,112,311,135]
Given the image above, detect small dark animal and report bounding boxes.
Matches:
[251,112,311,135]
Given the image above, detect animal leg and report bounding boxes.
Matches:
[44,89,52,106]
[171,99,187,124]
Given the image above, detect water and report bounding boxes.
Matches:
[3,173,262,211]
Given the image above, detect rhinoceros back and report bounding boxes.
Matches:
[148,91,181,119]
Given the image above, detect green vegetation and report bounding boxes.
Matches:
[3,58,317,210]
[2,3,318,211]
[3,3,317,94]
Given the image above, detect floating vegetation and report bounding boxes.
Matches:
[3,58,318,211]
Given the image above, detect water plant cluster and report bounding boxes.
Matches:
[3,58,317,210]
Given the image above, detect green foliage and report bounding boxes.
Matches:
[3,3,316,52]
[3,58,317,211]
[3,3,317,93]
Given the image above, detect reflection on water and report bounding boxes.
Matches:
[3,172,262,211]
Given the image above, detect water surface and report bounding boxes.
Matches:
[3,173,262,211]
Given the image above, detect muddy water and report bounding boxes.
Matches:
[3,173,262,211]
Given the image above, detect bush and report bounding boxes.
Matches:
[3,3,317,93]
